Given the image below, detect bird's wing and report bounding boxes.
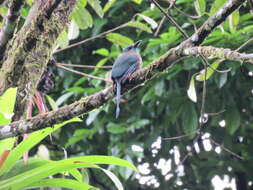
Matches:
[111,53,139,79]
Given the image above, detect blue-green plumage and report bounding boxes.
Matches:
[111,41,142,118]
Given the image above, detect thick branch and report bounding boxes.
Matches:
[0,0,24,62]
[183,46,253,62]
[0,0,245,139]
[0,0,76,120]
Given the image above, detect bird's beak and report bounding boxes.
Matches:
[133,40,141,48]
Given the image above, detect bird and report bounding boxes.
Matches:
[111,40,142,118]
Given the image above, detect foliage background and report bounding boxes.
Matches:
[1,0,253,189]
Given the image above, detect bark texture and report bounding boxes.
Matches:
[0,0,76,120]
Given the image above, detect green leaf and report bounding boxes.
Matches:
[0,88,17,114]
[0,118,81,176]
[94,58,109,73]
[187,75,197,102]
[0,156,136,189]
[209,0,226,16]
[182,103,198,135]
[86,111,99,125]
[106,33,133,47]
[217,72,227,88]
[136,14,158,29]
[0,112,11,125]
[57,30,69,48]
[130,119,150,130]
[196,61,221,81]
[69,169,83,182]
[154,80,165,96]
[45,95,58,111]
[194,0,206,16]
[87,0,104,18]
[71,4,93,29]
[103,0,117,13]
[56,92,74,106]
[0,138,15,156]
[228,11,240,32]
[25,178,94,190]
[107,123,126,134]
[132,0,142,4]
[127,21,152,33]
[78,0,87,7]
[93,48,109,56]
[0,162,97,190]
[101,169,123,190]
[68,20,80,40]
[225,107,240,135]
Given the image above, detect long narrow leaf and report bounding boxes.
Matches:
[25,178,95,190]
[0,118,81,176]
[0,155,136,189]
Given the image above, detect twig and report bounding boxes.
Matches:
[206,109,226,116]
[154,16,166,37]
[54,23,128,53]
[163,130,199,140]
[174,6,202,19]
[199,54,208,126]
[56,63,112,83]
[209,137,243,160]
[179,151,191,166]
[151,0,189,38]
[236,37,253,51]
[59,63,112,69]
[154,0,176,37]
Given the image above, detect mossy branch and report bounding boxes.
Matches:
[183,46,253,62]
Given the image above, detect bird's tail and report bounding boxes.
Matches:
[115,80,121,118]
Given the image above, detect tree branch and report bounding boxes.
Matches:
[0,0,246,139]
[179,0,245,47]
[0,0,77,121]
[182,46,253,62]
[0,0,24,62]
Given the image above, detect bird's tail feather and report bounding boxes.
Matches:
[115,80,121,118]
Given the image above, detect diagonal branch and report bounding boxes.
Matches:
[0,0,246,139]
[182,46,253,62]
[180,0,245,47]
[0,0,24,63]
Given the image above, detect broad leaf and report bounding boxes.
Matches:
[87,0,104,18]
[0,156,136,189]
[137,14,158,29]
[68,20,80,40]
[0,118,81,176]
[127,21,152,33]
[25,178,94,190]
[194,0,206,16]
[196,61,221,81]
[225,107,240,135]
[106,33,133,47]
[182,102,198,135]
[0,88,17,114]
[187,75,197,102]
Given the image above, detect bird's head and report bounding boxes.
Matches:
[122,40,141,52]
